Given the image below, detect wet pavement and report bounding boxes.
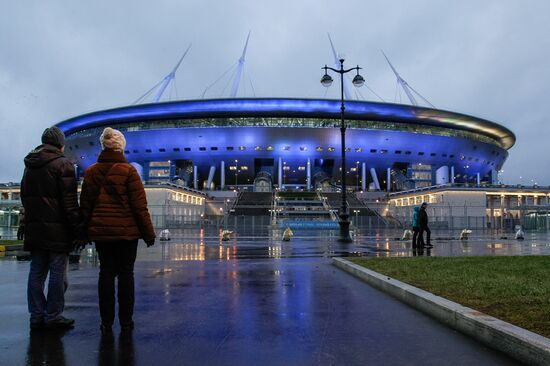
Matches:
[0,229,541,365]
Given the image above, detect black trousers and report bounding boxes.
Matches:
[412,227,420,248]
[418,226,431,246]
[95,240,138,326]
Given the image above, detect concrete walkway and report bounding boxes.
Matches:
[0,238,520,365]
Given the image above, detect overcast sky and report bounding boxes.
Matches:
[1,0,549,184]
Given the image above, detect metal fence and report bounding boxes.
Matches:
[389,204,540,232]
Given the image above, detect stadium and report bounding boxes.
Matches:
[56,97,515,193]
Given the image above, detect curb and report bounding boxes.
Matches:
[333,257,550,366]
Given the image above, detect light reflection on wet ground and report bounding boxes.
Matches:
[3,228,550,262]
[0,227,532,365]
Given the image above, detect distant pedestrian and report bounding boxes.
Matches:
[17,208,25,240]
[411,206,420,248]
[80,127,155,334]
[418,202,432,248]
[21,127,85,330]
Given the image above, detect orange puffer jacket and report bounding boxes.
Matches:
[80,149,155,243]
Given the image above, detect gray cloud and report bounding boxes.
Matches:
[1,0,549,184]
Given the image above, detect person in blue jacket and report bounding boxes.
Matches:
[412,206,421,248]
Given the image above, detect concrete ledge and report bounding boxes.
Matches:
[333,257,550,366]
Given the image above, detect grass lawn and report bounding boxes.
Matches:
[351,256,550,338]
[0,239,23,246]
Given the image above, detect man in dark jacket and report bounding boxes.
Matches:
[418,202,432,248]
[21,127,84,330]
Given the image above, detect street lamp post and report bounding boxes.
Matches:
[321,58,364,242]
[356,161,360,191]
[234,159,238,188]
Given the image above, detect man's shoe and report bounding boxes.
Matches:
[44,316,75,330]
[100,324,113,334]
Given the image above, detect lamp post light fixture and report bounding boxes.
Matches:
[321,58,364,242]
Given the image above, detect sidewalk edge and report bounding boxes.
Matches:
[333,257,550,366]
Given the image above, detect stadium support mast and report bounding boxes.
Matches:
[230,31,251,98]
[153,44,192,103]
[381,50,434,107]
[328,34,353,100]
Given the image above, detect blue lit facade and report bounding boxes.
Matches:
[56,98,515,191]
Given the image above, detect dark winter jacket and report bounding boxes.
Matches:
[419,206,429,228]
[21,144,83,252]
[80,149,155,243]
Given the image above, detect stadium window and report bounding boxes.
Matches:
[355,148,362,152]
[298,166,305,171]
[380,149,388,154]
[145,149,152,153]
[173,148,180,152]
[124,150,130,154]
[405,151,411,155]
[300,146,307,151]
[316,147,323,152]
[328,147,335,152]
[159,148,166,152]
[241,166,248,171]
[283,146,291,151]
[442,154,447,157]
[267,146,274,151]
[430,153,436,157]
[255,146,262,151]
[449,154,455,158]
[418,152,425,156]
[133,149,139,153]
[370,149,377,153]
[211,147,218,151]
[395,150,402,154]
[184,147,191,151]
[229,166,237,170]
[239,146,246,151]
[345,148,350,152]
[199,147,206,151]
[226,146,234,151]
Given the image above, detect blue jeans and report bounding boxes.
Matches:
[27,250,69,323]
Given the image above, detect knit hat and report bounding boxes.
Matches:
[41,127,65,149]
[100,127,126,151]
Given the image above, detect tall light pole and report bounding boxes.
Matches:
[321,58,364,242]
[234,159,238,188]
[356,161,360,191]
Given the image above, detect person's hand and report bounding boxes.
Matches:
[145,239,155,248]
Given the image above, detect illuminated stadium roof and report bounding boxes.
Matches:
[56,98,515,149]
